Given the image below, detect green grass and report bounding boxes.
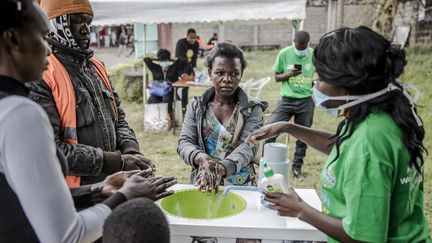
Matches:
[111,48,432,232]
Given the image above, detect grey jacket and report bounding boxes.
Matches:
[177,87,268,183]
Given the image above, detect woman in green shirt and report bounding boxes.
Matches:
[247,27,431,242]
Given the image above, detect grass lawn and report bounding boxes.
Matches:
[111,48,432,232]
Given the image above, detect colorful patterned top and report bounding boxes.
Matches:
[203,103,256,186]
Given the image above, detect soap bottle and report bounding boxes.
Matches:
[260,166,288,193]
[257,158,268,188]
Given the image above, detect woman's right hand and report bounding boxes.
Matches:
[118,170,177,201]
[246,122,288,146]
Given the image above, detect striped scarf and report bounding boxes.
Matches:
[48,15,80,50]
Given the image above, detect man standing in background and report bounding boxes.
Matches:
[175,28,199,111]
[176,28,199,68]
[266,31,315,179]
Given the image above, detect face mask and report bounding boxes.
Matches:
[313,82,423,126]
[159,61,173,69]
[313,83,399,117]
[294,47,308,57]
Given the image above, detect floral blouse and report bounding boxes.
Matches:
[203,103,256,186]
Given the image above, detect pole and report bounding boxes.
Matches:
[327,0,337,32]
[142,24,147,123]
[337,0,344,28]
[291,19,298,45]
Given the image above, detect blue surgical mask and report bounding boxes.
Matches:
[312,87,343,116]
[294,47,308,57]
[312,83,400,117]
[159,61,173,69]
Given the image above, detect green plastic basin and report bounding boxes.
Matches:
[160,189,247,220]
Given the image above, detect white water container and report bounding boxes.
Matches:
[258,143,290,187]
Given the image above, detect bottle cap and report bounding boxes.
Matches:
[264,166,274,177]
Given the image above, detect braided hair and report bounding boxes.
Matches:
[313,26,426,172]
[0,0,34,35]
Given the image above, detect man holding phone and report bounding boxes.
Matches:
[266,31,315,179]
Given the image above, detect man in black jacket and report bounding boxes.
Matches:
[144,49,191,118]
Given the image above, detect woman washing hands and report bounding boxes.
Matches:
[194,153,225,194]
[247,27,430,242]
[178,42,267,194]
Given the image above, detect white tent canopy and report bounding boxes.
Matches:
[91,0,306,25]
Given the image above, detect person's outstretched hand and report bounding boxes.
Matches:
[246,122,286,146]
[119,171,177,201]
[264,187,307,217]
[194,153,225,195]
[91,169,154,201]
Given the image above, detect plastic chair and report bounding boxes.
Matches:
[239,78,254,94]
[248,77,271,100]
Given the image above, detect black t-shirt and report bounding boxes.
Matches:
[144,57,192,83]
[175,38,199,68]
[207,36,218,45]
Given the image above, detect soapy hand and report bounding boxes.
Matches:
[246,122,285,146]
[194,153,225,195]
[264,187,306,218]
[119,172,177,201]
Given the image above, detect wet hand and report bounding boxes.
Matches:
[98,170,142,198]
[264,187,306,217]
[91,170,141,201]
[119,171,177,201]
[194,153,225,195]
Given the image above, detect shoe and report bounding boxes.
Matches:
[292,166,303,180]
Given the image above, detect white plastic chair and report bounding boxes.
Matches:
[248,77,271,100]
[239,78,254,94]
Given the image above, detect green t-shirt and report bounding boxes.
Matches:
[272,46,315,99]
[320,112,431,243]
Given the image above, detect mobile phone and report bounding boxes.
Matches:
[294,64,302,71]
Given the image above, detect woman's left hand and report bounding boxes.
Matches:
[264,187,306,217]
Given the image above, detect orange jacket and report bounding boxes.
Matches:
[43,54,117,187]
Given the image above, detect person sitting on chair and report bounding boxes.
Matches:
[144,49,192,126]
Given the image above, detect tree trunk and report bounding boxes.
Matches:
[371,0,399,38]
